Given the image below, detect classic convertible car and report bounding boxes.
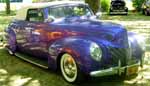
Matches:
[5,1,145,83]
[109,0,128,15]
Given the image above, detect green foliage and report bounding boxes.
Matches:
[133,0,145,11]
[32,0,38,3]
[100,0,111,12]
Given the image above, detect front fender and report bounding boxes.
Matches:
[128,32,145,60]
[48,36,103,74]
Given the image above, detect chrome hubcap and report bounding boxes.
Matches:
[64,57,76,78]
[60,54,77,82]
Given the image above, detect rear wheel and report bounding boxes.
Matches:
[109,9,113,15]
[125,8,128,15]
[60,53,83,83]
[7,34,16,55]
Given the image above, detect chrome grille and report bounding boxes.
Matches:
[109,47,138,67]
[109,47,127,67]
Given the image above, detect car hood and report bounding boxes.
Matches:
[50,17,128,48]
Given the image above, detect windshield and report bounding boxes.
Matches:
[48,5,93,19]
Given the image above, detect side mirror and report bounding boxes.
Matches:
[45,16,55,22]
[95,12,102,19]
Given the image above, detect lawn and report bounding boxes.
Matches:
[101,12,150,21]
[0,11,150,86]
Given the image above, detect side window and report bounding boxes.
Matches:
[26,9,44,22]
[49,7,65,18]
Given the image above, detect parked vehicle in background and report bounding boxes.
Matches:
[142,0,150,16]
[5,1,145,83]
[109,0,128,15]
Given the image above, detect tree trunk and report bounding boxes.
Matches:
[6,0,10,14]
[85,0,100,14]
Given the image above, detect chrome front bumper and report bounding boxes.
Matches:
[109,11,127,14]
[90,60,140,77]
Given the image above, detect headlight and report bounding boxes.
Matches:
[134,35,146,51]
[90,43,102,61]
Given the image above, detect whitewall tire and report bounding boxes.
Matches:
[60,53,82,83]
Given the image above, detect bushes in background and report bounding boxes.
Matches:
[100,0,111,12]
[132,0,145,11]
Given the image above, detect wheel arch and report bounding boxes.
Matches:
[48,36,101,74]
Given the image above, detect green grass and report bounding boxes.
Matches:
[0,14,14,32]
[0,11,16,16]
[101,12,150,21]
[0,11,150,86]
[0,49,71,86]
[101,12,150,49]
[0,48,150,86]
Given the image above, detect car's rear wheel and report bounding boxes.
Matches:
[109,9,113,15]
[7,34,16,55]
[125,8,128,15]
[60,53,83,83]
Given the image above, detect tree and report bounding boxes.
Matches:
[85,0,100,14]
[6,0,10,14]
[133,0,145,11]
[100,0,111,12]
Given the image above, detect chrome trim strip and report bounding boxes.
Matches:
[15,53,49,69]
[109,12,128,14]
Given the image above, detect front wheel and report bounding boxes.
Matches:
[60,53,83,83]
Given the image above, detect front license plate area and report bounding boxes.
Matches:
[126,66,139,76]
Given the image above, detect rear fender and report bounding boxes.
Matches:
[5,26,16,52]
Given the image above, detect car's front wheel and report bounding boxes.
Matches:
[60,53,83,83]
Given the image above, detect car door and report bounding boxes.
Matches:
[19,8,48,59]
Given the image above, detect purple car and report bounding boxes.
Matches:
[5,1,145,83]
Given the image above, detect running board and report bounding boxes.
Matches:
[15,52,49,69]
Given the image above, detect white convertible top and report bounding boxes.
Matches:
[15,1,85,20]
